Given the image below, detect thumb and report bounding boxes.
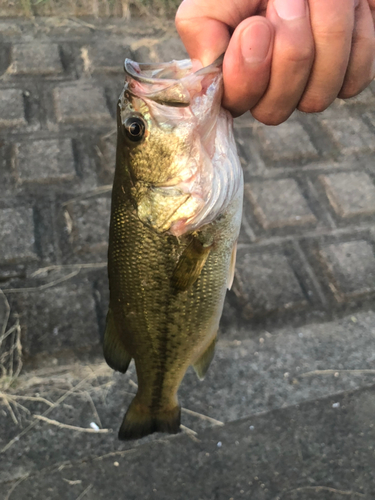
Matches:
[175,0,265,66]
[175,2,230,65]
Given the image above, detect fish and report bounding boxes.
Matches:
[104,55,243,440]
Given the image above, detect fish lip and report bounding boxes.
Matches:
[124,55,224,84]
[124,59,192,85]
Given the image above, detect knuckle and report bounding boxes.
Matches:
[282,42,314,65]
[298,94,333,113]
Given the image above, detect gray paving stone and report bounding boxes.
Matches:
[234,248,307,318]
[9,43,63,76]
[319,240,375,301]
[256,121,319,164]
[0,88,26,128]
[96,130,116,184]
[3,376,375,499]
[319,171,375,218]
[2,311,375,485]
[64,196,111,254]
[82,40,131,73]
[12,138,76,184]
[321,116,375,154]
[0,207,37,264]
[155,37,188,61]
[245,179,316,229]
[53,84,112,124]
[16,280,100,357]
[365,111,375,128]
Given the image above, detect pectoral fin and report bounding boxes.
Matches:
[103,308,132,374]
[172,237,212,292]
[227,241,238,290]
[193,336,216,380]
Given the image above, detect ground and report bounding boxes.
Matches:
[0,15,375,500]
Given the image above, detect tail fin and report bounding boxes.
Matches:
[118,399,181,441]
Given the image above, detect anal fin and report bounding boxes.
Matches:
[103,308,131,374]
[172,237,212,292]
[193,336,216,380]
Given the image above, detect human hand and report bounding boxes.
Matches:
[176,0,375,124]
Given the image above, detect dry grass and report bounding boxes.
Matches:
[0,290,22,392]
[1,0,181,18]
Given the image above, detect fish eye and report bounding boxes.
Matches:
[123,117,146,142]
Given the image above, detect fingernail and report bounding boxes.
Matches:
[274,0,306,20]
[241,22,272,63]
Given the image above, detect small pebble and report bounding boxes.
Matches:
[351,316,357,323]
[249,425,255,431]
[332,402,340,408]
[113,461,119,467]
[298,332,303,338]
[334,372,339,378]
[90,422,100,431]
[217,441,222,448]
[259,337,264,344]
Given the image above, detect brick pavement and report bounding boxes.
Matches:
[0,17,375,364]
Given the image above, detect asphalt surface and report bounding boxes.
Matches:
[0,15,375,500]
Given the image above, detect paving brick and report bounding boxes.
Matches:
[245,179,316,229]
[82,40,131,73]
[96,131,116,184]
[319,240,375,301]
[53,84,112,124]
[319,172,375,218]
[0,207,37,264]
[234,249,307,318]
[0,89,26,128]
[12,139,76,184]
[321,117,375,154]
[9,43,63,76]
[256,121,319,164]
[18,280,99,357]
[64,196,111,253]
[365,111,375,129]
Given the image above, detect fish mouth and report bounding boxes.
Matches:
[123,55,224,108]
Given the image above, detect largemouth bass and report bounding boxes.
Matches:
[104,55,243,440]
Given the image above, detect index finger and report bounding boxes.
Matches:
[175,0,267,65]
